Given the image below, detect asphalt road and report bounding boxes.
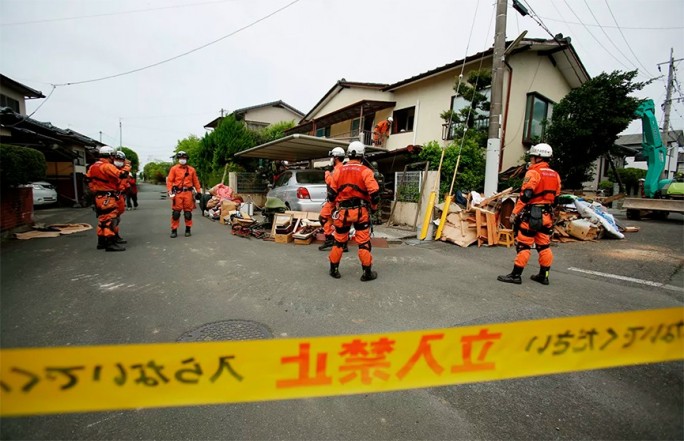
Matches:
[1,183,682,440]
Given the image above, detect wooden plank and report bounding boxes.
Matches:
[486,211,496,245]
[475,208,483,247]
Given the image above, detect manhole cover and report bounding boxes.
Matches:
[177,320,273,342]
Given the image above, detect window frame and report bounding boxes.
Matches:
[393,106,415,134]
[522,92,554,146]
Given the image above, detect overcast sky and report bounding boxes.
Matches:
[1,0,683,166]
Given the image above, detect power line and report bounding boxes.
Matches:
[603,0,656,79]
[520,0,585,84]
[53,0,302,87]
[582,0,642,74]
[561,0,635,73]
[539,16,683,31]
[0,0,236,26]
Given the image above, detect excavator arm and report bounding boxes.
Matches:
[634,99,667,198]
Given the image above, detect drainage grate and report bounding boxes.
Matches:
[177,320,273,342]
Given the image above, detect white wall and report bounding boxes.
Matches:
[245,106,302,125]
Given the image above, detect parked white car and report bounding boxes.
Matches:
[28,181,58,206]
[266,169,327,212]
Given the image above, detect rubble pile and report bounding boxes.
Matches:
[437,188,636,248]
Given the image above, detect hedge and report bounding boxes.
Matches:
[0,144,47,187]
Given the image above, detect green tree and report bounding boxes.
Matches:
[0,144,47,187]
[546,70,648,189]
[418,139,486,196]
[174,134,201,165]
[119,147,139,173]
[142,161,172,185]
[441,69,492,137]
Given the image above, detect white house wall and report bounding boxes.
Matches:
[315,88,391,119]
[502,51,572,170]
[0,86,27,114]
[245,106,302,125]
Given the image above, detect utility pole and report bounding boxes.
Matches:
[119,118,122,148]
[99,131,102,143]
[659,48,677,179]
[484,0,508,196]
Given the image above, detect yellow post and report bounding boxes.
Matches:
[435,154,462,240]
[418,146,447,240]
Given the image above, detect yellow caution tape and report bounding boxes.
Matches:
[1,308,682,416]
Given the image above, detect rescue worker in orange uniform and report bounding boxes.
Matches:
[113,151,130,244]
[86,146,128,251]
[372,116,392,146]
[318,147,347,251]
[327,141,380,281]
[167,151,201,238]
[498,143,561,285]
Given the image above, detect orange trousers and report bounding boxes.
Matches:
[320,201,334,236]
[171,191,195,230]
[329,206,372,267]
[514,212,554,268]
[94,194,120,238]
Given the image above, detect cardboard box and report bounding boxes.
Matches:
[294,236,314,245]
[567,219,599,241]
[274,233,294,244]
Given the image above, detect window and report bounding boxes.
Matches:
[350,118,361,137]
[446,88,491,139]
[0,94,20,113]
[393,107,415,133]
[315,126,331,138]
[523,93,554,145]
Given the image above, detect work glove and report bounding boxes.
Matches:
[509,213,517,225]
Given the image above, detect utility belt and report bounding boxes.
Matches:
[337,198,368,209]
[521,204,554,234]
[172,186,194,193]
[96,191,121,198]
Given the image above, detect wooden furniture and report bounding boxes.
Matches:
[497,228,515,247]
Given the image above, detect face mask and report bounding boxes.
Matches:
[179,159,187,165]
[114,160,124,167]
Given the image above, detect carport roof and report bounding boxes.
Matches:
[235,134,387,162]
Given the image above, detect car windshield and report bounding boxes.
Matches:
[294,171,325,184]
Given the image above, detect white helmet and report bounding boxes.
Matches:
[329,147,345,158]
[387,116,393,123]
[529,143,553,158]
[347,141,365,158]
[99,146,114,157]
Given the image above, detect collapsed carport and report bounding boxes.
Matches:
[234,133,387,163]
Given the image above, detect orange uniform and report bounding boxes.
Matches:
[372,119,391,146]
[328,159,380,273]
[86,160,123,239]
[319,161,344,237]
[166,163,201,231]
[512,161,561,269]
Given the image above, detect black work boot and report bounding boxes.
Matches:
[497,265,524,284]
[170,229,178,238]
[360,265,377,282]
[97,236,106,250]
[319,235,334,251]
[115,233,127,244]
[105,237,126,252]
[531,266,550,285]
[329,262,341,279]
[185,227,192,237]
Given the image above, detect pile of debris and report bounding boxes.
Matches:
[436,188,636,248]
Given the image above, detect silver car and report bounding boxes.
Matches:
[267,169,327,212]
[28,181,58,206]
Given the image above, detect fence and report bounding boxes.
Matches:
[235,172,269,194]
[394,171,423,203]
